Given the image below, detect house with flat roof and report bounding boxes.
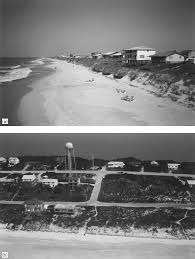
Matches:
[54,204,82,215]
[107,161,125,170]
[187,180,195,187]
[167,163,180,172]
[123,46,156,64]
[151,51,185,64]
[41,178,58,188]
[22,174,37,183]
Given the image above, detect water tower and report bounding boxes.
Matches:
[65,142,79,191]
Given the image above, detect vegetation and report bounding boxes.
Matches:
[0,182,93,202]
[68,56,195,109]
[98,174,191,203]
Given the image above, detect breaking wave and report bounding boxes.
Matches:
[0,67,32,83]
[30,59,45,65]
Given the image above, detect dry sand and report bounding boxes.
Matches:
[0,229,195,259]
[18,59,195,125]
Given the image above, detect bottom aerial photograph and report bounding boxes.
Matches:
[0,133,195,259]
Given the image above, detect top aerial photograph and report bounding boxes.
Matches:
[0,0,195,126]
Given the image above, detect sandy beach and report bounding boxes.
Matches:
[17,59,195,126]
[0,229,195,259]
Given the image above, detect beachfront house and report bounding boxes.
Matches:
[167,163,180,172]
[24,199,44,213]
[107,161,125,170]
[91,52,102,59]
[180,50,195,63]
[151,51,185,64]
[22,173,37,183]
[102,51,118,59]
[41,178,58,188]
[54,204,81,215]
[110,52,123,62]
[123,46,156,65]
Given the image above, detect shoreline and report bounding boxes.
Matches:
[0,227,195,244]
[3,58,195,125]
[1,63,55,126]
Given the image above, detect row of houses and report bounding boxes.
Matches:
[91,47,195,64]
[106,160,181,173]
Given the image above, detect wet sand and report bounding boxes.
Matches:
[0,230,195,259]
[2,59,195,126]
[1,65,54,126]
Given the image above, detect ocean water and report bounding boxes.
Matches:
[0,58,51,83]
[0,57,55,125]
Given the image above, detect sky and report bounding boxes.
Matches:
[0,134,194,162]
[0,1,3,56]
[1,0,194,57]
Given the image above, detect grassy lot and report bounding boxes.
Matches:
[0,182,93,202]
[98,174,191,203]
[0,204,25,227]
[87,207,195,239]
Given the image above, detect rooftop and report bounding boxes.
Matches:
[54,204,77,210]
[152,51,184,57]
[124,46,155,51]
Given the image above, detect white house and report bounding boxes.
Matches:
[0,157,6,164]
[91,52,102,59]
[107,161,125,169]
[22,174,37,183]
[150,161,159,166]
[167,163,180,171]
[187,180,195,187]
[123,46,156,64]
[41,178,58,188]
[151,51,185,64]
[8,157,20,167]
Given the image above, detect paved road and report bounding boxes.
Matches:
[0,170,195,178]
[0,169,195,209]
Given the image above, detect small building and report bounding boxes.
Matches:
[24,199,44,213]
[179,50,195,62]
[54,204,81,215]
[107,161,125,170]
[187,180,195,188]
[68,176,80,191]
[22,174,37,183]
[167,163,180,171]
[0,157,6,164]
[8,157,20,167]
[123,46,156,64]
[150,161,159,166]
[91,52,102,59]
[41,178,58,188]
[151,51,185,64]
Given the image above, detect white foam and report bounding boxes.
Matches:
[0,65,21,70]
[30,59,44,65]
[0,67,32,83]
